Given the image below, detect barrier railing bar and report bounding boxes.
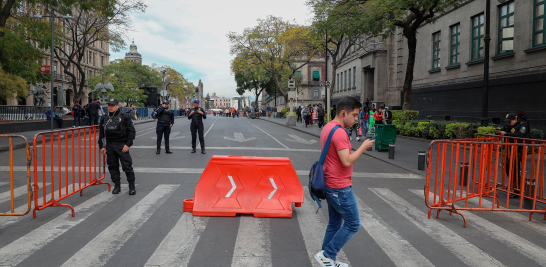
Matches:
[9,137,14,213]
[0,135,32,216]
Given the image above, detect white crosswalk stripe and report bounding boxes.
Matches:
[413,189,546,266]
[370,188,505,267]
[354,194,434,267]
[144,213,208,267]
[298,186,351,267]
[0,191,117,266]
[0,183,37,205]
[60,184,179,267]
[231,216,272,267]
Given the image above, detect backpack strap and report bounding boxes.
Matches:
[319,125,342,165]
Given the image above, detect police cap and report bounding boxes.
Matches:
[504,113,517,122]
[107,98,119,105]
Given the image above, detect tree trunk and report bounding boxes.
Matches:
[402,34,417,111]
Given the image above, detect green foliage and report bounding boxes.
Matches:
[478,126,496,135]
[404,110,419,120]
[531,129,544,140]
[417,122,429,137]
[445,123,469,139]
[391,110,404,121]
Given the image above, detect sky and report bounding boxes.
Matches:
[109,0,314,98]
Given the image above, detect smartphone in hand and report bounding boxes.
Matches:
[370,135,379,140]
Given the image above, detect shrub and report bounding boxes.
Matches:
[425,121,451,139]
[531,129,544,140]
[445,123,469,139]
[404,110,419,120]
[417,122,429,137]
[477,126,496,135]
[391,110,404,121]
[392,120,402,133]
[281,108,289,114]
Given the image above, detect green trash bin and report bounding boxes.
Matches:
[374,124,397,151]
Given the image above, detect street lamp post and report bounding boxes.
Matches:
[34,8,72,131]
[481,0,491,126]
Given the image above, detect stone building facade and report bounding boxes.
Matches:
[404,0,546,131]
[125,41,142,64]
[261,57,326,111]
[331,0,546,131]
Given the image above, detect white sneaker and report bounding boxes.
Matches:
[350,137,352,141]
[356,137,361,141]
[315,251,348,267]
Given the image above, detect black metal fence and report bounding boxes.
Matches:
[0,106,64,121]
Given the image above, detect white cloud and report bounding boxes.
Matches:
[110,0,313,98]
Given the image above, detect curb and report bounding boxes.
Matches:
[258,118,424,177]
[396,135,432,144]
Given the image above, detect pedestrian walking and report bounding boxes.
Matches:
[314,96,374,267]
[232,107,236,118]
[188,99,207,154]
[317,103,325,128]
[99,98,136,195]
[309,106,314,126]
[73,101,83,127]
[98,103,104,124]
[358,106,370,140]
[88,99,101,126]
[302,105,311,128]
[155,100,174,155]
[297,106,302,123]
[129,104,137,122]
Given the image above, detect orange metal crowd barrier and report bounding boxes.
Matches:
[0,135,32,216]
[424,137,545,227]
[32,126,110,218]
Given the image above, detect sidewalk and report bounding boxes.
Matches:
[259,117,430,176]
[0,118,156,152]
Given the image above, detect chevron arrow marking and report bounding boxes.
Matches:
[226,175,236,198]
[268,178,277,199]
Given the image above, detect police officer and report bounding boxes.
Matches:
[188,99,206,154]
[495,113,530,198]
[156,100,174,154]
[99,98,136,195]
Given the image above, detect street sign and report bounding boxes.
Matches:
[40,66,51,73]
[160,90,168,97]
[288,79,295,88]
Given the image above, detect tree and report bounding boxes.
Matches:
[228,16,318,105]
[307,0,367,102]
[231,53,276,110]
[360,0,463,110]
[54,0,146,103]
[88,58,160,106]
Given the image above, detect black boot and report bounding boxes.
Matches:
[156,148,161,154]
[201,149,206,154]
[128,181,136,195]
[191,148,196,153]
[112,183,121,194]
[165,147,173,154]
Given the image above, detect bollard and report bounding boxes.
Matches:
[523,180,536,210]
[388,143,395,159]
[459,162,469,186]
[418,151,426,170]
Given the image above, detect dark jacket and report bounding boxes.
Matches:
[156,107,174,126]
[317,107,325,117]
[188,107,206,123]
[501,121,531,139]
[73,104,83,115]
[88,102,101,114]
[98,110,136,148]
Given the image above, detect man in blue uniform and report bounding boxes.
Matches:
[156,100,175,154]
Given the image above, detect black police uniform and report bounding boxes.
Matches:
[156,106,175,154]
[499,117,530,195]
[99,107,136,195]
[188,106,206,154]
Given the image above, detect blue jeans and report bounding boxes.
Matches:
[322,186,361,261]
[362,120,369,136]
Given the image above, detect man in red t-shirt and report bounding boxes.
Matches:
[314,97,374,267]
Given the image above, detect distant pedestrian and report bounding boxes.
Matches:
[188,99,206,154]
[297,106,302,123]
[374,107,385,125]
[359,106,370,140]
[73,101,83,127]
[317,103,325,128]
[232,108,236,118]
[302,105,311,128]
[314,96,374,267]
[45,108,64,128]
[98,103,104,124]
[88,99,101,126]
[129,104,137,122]
[309,106,314,126]
[313,105,318,125]
[267,106,271,117]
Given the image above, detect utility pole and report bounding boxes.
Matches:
[481,0,491,126]
[325,29,330,122]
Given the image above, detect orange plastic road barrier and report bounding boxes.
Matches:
[0,135,32,216]
[187,155,304,218]
[33,126,110,218]
[424,137,545,227]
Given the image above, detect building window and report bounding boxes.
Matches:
[101,56,104,67]
[534,0,545,46]
[312,71,320,81]
[450,24,460,65]
[471,14,485,61]
[313,89,319,97]
[66,43,70,54]
[498,2,515,54]
[344,71,347,90]
[348,68,351,89]
[353,67,356,88]
[432,31,441,70]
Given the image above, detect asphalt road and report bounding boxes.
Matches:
[0,116,545,266]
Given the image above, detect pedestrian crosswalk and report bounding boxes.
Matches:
[0,183,545,267]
